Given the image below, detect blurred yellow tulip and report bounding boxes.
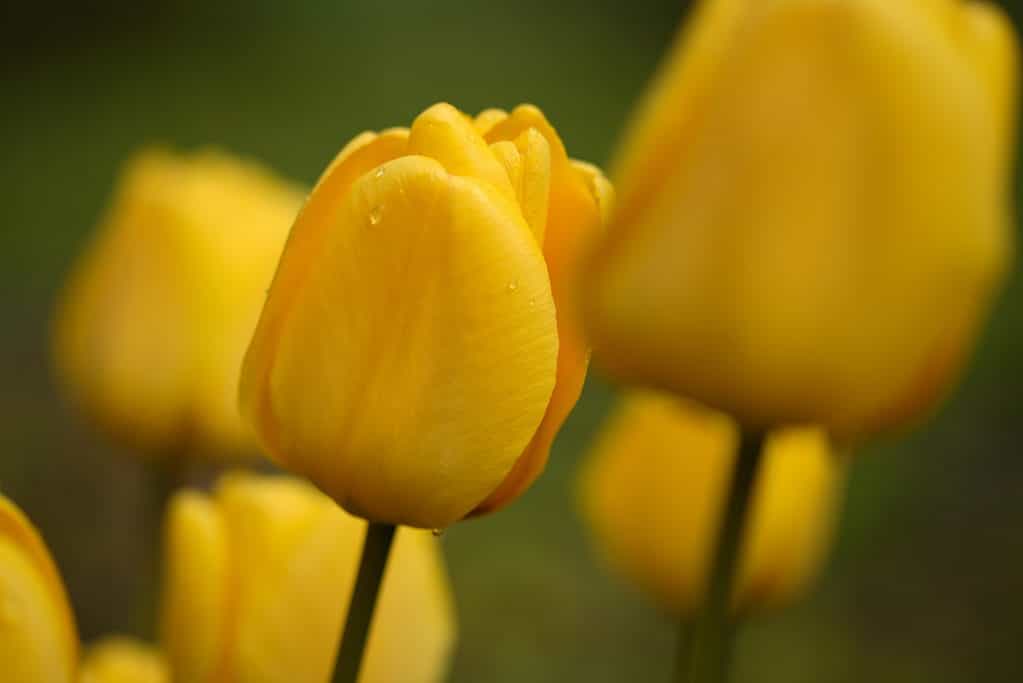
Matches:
[159,472,456,683]
[54,148,304,456]
[0,494,79,683]
[583,0,1018,438]
[240,102,611,528]
[579,393,842,615]
[79,637,168,683]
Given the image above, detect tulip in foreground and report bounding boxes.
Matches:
[583,0,1018,438]
[579,393,841,615]
[241,102,611,529]
[159,472,456,683]
[54,148,303,456]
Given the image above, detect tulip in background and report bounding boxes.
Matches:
[54,148,304,457]
[240,102,611,530]
[160,472,457,683]
[583,0,1018,439]
[79,638,169,683]
[0,492,172,683]
[579,393,842,616]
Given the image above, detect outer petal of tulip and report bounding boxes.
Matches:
[241,103,609,528]
[79,638,168,683]
[159,473,456,683]
[578,393,842,615]
[53,149,303,456]
[583,0,1017,438]
[0,495,78,683]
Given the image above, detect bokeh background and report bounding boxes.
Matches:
[2,1,1022,681]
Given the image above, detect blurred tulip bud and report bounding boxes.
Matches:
[583,0,1018,438]
[579,393,842,615]
[159,473,456,683]
[0,495,79,683]
[54,148,304,456]
[79,637,168,683]
[240,103,611,528]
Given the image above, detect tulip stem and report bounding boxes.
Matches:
[675,429,766,683]
[332,522,397,683]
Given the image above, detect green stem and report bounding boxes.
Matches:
[332,522,397,683]
[675,430,766,683]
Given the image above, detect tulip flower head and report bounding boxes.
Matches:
[54,148,304,456]
[240,103,611,528]
[79,638,168,683]
[579,393,842,615]
[583,0,1018,438]
[0,494,78,683]
[159,473,456,683]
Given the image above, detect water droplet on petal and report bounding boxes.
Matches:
[528,297,536,307]
[431,528,445,537]
[374,167,385,178]
[369,206,383,226]
[506,280,519,292]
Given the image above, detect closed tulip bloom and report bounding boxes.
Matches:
[159,473,456,683]
[583,0,1018,437]
[79,638,168,683]
[240,103,611,528]
[579,393,842,614]
[54,148,303,456]
[0,495,79,683]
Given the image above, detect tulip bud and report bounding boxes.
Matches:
[240,103,611,528]
[54,148,304,456]
[0,495,79,683]
[583,0,1018,437]
[579,393,842,614]
[159,473,456,683]
[79,638,168,683]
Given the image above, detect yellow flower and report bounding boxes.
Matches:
[54,148,304,456]
[159,472,457,683]
[583,0,1017,437]
[240,103,611,528]
[579,393,842,614]
[79,637,168,683]
[0,494,79,683]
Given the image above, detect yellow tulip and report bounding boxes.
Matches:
[579,393,842,615]
[240,103,611,528]
[0,494,79,683]
[54,148,304,456]
[159,472,456,683]
[79,637,168,683]
[583,0,1017,438]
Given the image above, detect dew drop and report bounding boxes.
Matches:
[431,528,445,538]
[374,167,385,178]
[506,280,519,292]
[368,206,383,226]
[528,297,536,307]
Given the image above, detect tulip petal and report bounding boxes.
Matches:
[244,155,558,528]
[0,497,78,683]
[240,129,409,463]
[408,103,516,201]
[160,492,228,683]
[476,106,606,514]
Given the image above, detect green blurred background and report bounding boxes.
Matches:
[2,1,1022,681]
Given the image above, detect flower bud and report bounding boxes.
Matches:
[579,393,842,614]
[583,0,1017,437]
[0,495,78,682]
[79,637,168,683]
[159,473,456,683]
[240,103,611,528]
[54,148,303,456]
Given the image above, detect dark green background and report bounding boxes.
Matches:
[2,1,1022,681]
